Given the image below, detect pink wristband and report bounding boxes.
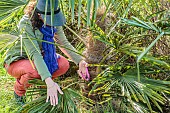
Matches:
[80,67,90,81]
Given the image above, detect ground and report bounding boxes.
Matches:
[0,57,21,113]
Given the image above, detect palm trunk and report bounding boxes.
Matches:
[81,6,107,99]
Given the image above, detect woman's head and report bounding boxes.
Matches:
[24,0,65,28]
[24,0,43,30]
[35,0,65,26]
[24,0,37,17]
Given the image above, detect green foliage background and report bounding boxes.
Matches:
[0,0,170,113]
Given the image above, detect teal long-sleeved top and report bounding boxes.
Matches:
[5,15,82,81]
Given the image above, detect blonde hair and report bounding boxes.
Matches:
[24,0,37,17]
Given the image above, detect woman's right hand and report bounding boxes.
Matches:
[45,77,63,106]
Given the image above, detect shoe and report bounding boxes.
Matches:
[14,92,25,105]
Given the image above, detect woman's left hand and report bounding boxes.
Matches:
[77,60,89,81]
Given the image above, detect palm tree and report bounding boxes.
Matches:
[0,0,170,112]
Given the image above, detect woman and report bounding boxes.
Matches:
[4,0,89,106]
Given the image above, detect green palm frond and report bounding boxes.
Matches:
[0,0,26,14]
[0,0,26,25]
[92,32,170,70]
[0,34,19,54]
[122,15,170,35]
[90,67,170,112]
[122,17,159,32]
[18,79,82,113]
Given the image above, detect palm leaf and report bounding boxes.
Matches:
[18,79,82,113]
[0,34,19,53]
[90,67,170,112]
[137,32,165,81]
[0,0,26,25]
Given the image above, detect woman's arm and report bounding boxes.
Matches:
[18,15,51,81]
[55,26,83,65]
[55,26,90,81]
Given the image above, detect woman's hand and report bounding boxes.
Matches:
[45,77,63,106]
[77,60,90,81]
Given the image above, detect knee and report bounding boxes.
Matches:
[60,59,70,73]
[6,60,36,78]
[58,55,70,71]
[65,60,70,71]
[52,58,70,78]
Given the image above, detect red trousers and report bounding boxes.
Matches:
[5,55,70,96]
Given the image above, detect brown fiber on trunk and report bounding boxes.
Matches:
[80,6,108,100]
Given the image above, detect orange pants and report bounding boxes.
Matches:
[5,55,70,96]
